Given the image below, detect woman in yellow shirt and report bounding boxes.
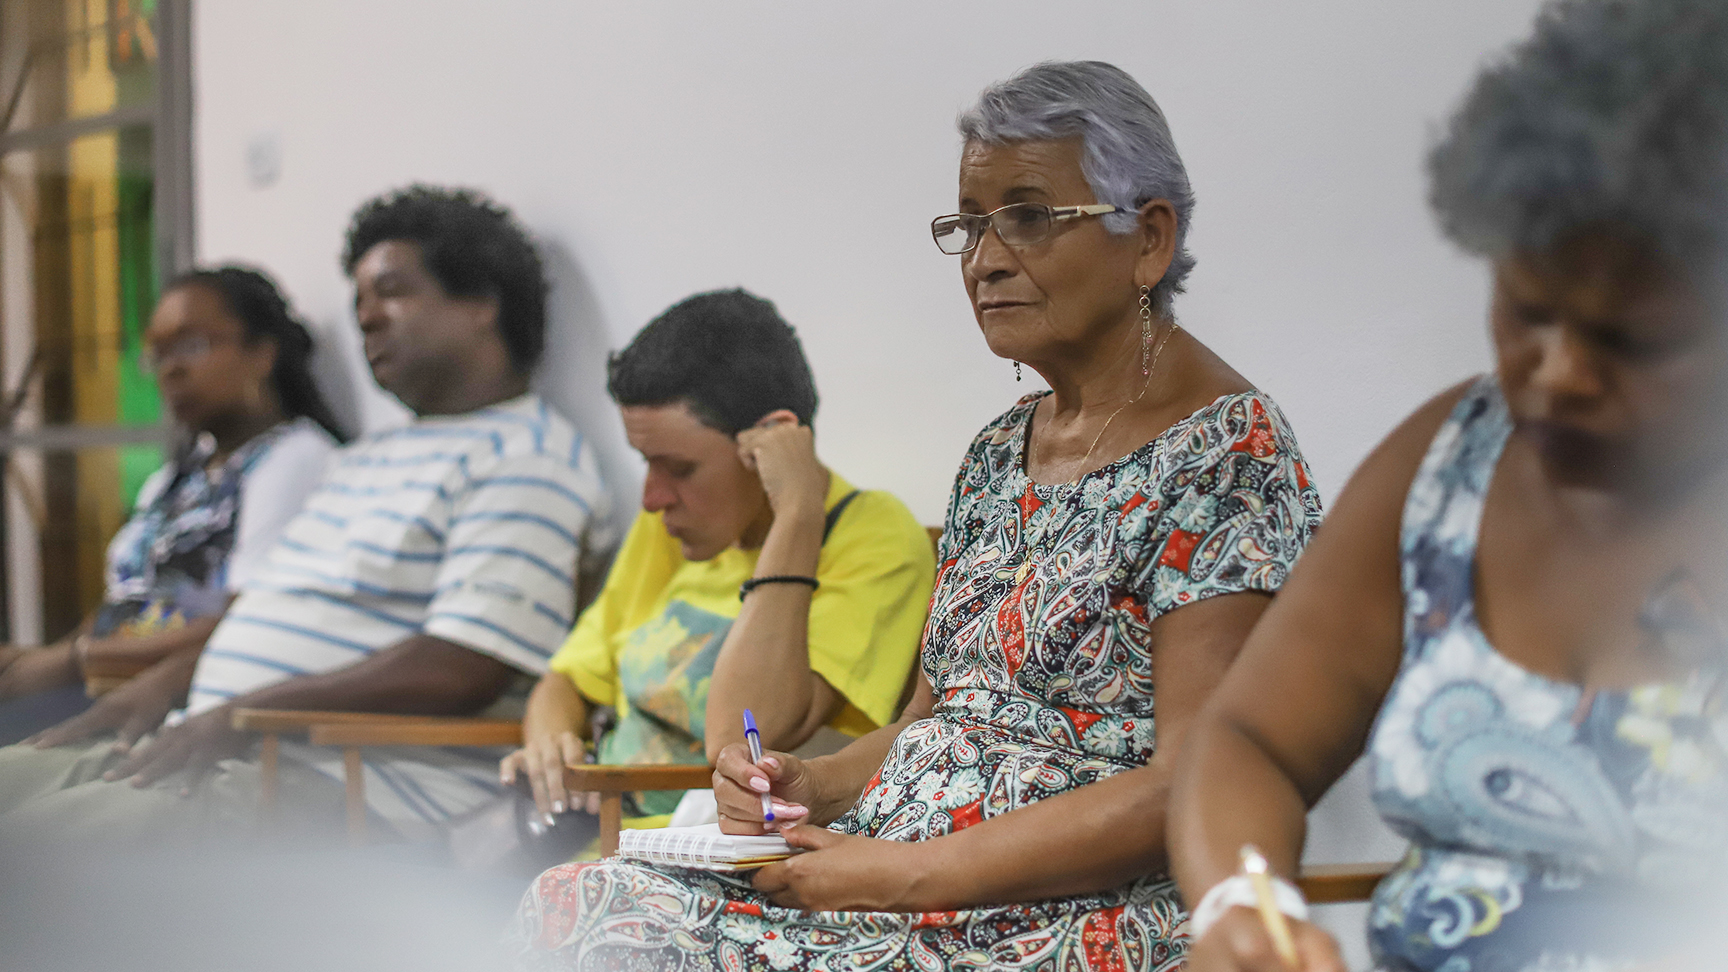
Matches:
[499,289,935,821]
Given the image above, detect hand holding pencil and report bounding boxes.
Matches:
[1182,847,1349,972]
[1240,845,1300,966]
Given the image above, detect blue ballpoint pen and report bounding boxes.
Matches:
[742,709,775,823]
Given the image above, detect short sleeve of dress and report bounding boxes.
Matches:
[936,394,1043,568]
[1129,393,1322,617]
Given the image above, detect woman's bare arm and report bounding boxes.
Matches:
[501,670,593,815]
[705,420,842,760]
[1167,386,1467,905]
[703,494,839,761]
[0,607,221,702]
[83,614,224,671]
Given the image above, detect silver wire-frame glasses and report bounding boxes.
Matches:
[930,203,1123,255]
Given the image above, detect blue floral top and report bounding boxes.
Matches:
[97,422,291,636]
[1366,377,1728,972]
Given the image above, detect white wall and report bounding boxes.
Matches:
[193,0,1545,521]
[193,0,1546,963]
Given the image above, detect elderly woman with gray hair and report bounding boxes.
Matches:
[513,60,1321,971]
[1169,2,1728,971]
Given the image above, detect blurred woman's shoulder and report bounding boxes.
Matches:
[261,417,341,467]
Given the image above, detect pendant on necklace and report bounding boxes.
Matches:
[1015,560,1034,584]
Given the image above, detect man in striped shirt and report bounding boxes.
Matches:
[0,185,614,842]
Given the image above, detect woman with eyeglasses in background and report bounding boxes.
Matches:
[513,60,1321,972]
[0,266,344,752]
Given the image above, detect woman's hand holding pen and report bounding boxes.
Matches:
[712,741,818,834]
[1186,910,1347,972]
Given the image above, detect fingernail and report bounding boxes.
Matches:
[749,777,770,793]
[544,813,557,827]
[552,800,565,814]
[763,757,781,770]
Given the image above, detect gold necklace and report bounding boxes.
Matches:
[1012,321,1181,585]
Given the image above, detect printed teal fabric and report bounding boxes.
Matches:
[1366,376,1728,971]
[512,390,1322,971]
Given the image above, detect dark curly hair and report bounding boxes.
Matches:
[165,266,348,443]
[341,184,548,371]
[607,289,818,435]
[1429,0,1728,276]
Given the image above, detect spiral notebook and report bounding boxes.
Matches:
[616,823,799,872]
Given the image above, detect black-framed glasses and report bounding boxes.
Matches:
[930,202,1123,255]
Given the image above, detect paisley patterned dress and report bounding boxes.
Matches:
[513,391,1322,971]
[1366,377,1728,972]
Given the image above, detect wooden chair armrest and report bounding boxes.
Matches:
[83,674,139,697]
[230,708,450,734]
[563,763,716,859]
[1296,862,1396,903]
[309,718,523,748]
[562,763,714,794]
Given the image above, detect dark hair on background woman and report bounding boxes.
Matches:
[607,288,818,435]
[164,266,349,443]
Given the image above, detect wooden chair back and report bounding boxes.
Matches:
[1294,862,1394,903]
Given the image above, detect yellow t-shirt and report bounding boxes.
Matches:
[548,471,934,814]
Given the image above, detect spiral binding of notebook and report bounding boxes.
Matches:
[616,823,800,872]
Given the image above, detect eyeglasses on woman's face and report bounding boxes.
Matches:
[929,202,1124,255]
[140,333,234,374]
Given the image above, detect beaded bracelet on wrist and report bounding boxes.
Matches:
[738,575,820,600]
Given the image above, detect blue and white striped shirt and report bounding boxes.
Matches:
[187,394,614,830]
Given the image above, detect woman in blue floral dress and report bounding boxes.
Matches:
[1170,3,1728,971]
[512,62,1321,971]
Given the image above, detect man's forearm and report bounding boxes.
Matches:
[229,635,516,717]
[522,670,589,741]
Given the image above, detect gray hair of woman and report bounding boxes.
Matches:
[959,60,1197,319]
[1430,0,1728,286]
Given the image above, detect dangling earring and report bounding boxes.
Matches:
[1014,361,1023,382]
[1139,285,1153,377]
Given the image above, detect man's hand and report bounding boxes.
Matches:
[735,412,827,520]
[27,650,197,753]
[751,825,928,912]
[103,705,248,794]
